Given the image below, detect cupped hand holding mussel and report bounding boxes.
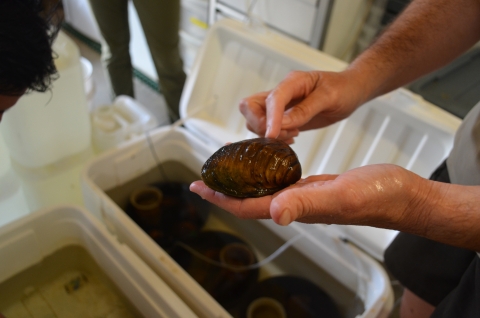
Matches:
[191,163,432,235]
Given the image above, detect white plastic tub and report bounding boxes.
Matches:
[0,205,197,318]
[82,126,394,318]
[0,132,29,226]
[82,18,461,318]
[0,31,91,169]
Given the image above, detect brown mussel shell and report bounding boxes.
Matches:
[201,138,302,198]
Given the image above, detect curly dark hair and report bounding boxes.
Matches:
[0,0,61,95]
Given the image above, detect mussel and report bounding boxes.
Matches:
[201,138,302,198]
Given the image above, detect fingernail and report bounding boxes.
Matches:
[189,182,197,192]
[277,209,292,226]
[265,124,271,137]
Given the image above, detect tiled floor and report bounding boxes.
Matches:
[65,29,171,128]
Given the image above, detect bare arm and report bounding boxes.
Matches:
[411,176,480,251]
[349,0,480,102]
[241,0,480,140]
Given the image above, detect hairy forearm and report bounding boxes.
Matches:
[330,165,480,252]
[346,0,480,103]
[399,177,480,252]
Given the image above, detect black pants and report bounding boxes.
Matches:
[384,161,479,316]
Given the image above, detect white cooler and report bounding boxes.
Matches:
[81,19,461,318]
[0,205,197,317]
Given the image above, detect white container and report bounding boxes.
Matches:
[91,96,158,152]
[80,19,462,318]
[82,126,394,318]
[0,132,29,226]
[0,31,91,168]
[0,205,197,317]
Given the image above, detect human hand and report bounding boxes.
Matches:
[239,70,370,143]
[190,164,426,230]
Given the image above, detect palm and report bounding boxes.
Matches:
[274,164,415,226]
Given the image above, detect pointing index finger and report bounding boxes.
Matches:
[265,86,291,138]
[265,72,311,139]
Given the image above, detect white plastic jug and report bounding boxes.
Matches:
[0,132,29,226]
[91,96,158,152]
[0,31,91,168]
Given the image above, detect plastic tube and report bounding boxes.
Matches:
[174,231,306,271]
[176,228,368,303]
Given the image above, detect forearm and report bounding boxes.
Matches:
[346,0,480,103]
[398,176,480,252]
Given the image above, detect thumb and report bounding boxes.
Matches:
[270,181,341,226]
[270,187,315,226]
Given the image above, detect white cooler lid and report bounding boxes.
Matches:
[179,18,461,261]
